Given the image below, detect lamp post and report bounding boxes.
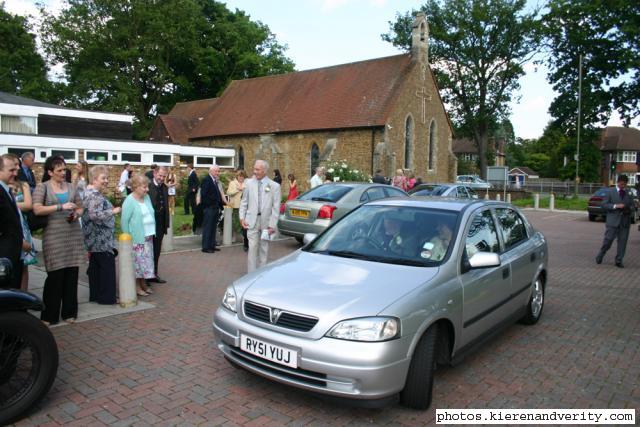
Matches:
[575,54,583,196]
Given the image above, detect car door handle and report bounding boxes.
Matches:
[530,252,536,262]
[502,268,510,279]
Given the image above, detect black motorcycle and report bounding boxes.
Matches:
[0,259,58,424]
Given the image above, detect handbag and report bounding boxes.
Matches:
[27,183,48,232]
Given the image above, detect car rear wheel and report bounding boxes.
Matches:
[520,277,544,325]
[400,324,438,410]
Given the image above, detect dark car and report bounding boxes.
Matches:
[409,183,478,199]
[588,187,639,222]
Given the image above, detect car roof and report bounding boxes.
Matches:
[368,196,503,212]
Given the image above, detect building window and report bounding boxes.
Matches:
[0,115,37,134]
[121,152,142,163]
[237,146,244,170]
[86,151,110,162]
[152,154,172,164]
[51,149,78,163]
[428,120,436,170]
[7,147,35,158]
[461,153,477,162]
[404,116,413,169]
[217,157,233,167]
[616,151,637,163]
[310,143,320,177]
[195,156,214,166]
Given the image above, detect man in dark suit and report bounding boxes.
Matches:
[372,169,387,184]
[596,175,636,268]
[184,164,199,215]
[17,152,37,191]
[145,164,158,181]
[200,165,226,253]
[0,154,24,288]
[147,166,169,283]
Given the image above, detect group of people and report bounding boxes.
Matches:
[373,168,422,192]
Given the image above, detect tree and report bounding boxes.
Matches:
[40,0,294,139]
[0,3,56,101]
[542,0,640,130]
[383,0,541,178]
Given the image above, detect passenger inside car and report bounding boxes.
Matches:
[420,223,452,261]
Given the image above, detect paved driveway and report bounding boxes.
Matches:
[16,210,640,425]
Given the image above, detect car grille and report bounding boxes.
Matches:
[229,346,327,387]
[244,301,318,332]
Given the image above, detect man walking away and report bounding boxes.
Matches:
[310,166,324,189]
[148,166,169,283]
[372,169,386,184]
[185,163,199,215]
[200,165,226,253]
[240,160,281,273]
[595,175,636,268]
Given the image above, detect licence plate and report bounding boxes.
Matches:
[290,209,310,219]
[240,334,298,368]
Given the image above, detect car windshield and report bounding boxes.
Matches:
[305,205,459,267]
[298,184,353,203]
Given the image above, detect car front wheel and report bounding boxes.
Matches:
[520,277,544,325]
[400,324,438,410]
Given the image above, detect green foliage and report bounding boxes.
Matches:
[324,160,371,183]
[40,0,295,138]
[0,3,58,101]
[524,153,550,176]
[542,0,640,129]
[456,158,478,175]
[383,0,542,178]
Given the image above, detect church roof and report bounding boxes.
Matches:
[157,98,219,143]
[189,54,414,138]
[597,126,640,151]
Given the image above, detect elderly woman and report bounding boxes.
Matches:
[33,156,85,325]
[121,174,155,296]
[82,166,121,304]
[391,169,408,191]
[226,170,248,251]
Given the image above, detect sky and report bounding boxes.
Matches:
[5,0,623,140]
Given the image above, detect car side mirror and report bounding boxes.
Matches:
[468,252,501,269]
[303,233,318,245]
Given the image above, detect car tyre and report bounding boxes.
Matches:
[400,324,438,410]
[295,236,304,244]
[520,277,544,325]
[588,214,596,222]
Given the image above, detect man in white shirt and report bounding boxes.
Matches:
[118,163,131,195]
[310,166,325,189]
[240,160,281,272]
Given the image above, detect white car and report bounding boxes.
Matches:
[456,175,492,189]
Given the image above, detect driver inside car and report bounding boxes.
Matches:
[379,217,416,256]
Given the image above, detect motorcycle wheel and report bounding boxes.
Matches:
[0,311,59,424]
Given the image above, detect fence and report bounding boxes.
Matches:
[489,180,602,196]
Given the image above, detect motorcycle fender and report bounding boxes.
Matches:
[0,289,45,311]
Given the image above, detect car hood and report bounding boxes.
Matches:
[237,250,439,335]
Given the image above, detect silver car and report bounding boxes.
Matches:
[213,198,547,409]
[409,183,478,198]
[278,183,407,243]
[456,175,492,189]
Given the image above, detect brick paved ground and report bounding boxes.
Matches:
[15,210,640,426]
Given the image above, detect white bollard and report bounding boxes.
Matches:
[223,206,233,246]
[484,193,490,200]
[534,193,540,210]
[162,215,174,252]
[549,193,555,211]
[118,233,137,308]
[506,193,511,203]
[495,193,501,201]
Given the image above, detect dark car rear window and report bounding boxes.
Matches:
[299,185,353,203]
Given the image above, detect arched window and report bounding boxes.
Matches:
[428,120,436,170]
[310,143,320,177]
[420,23,426,42]
[237,146,244,170]
[404,116,413,169]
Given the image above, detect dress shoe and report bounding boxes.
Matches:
[149,276,167,284]
[243,246,248,252]
[615,262,624,268]
[202,249,215,253]
[213,247,221,252]
[595,256,602,264]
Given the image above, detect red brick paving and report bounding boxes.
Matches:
[15,211,640,425]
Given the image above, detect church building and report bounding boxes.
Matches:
[149,13,456,190]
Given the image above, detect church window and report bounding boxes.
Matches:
[428,120,436,170]
[404,116,413,169]
[420,23,426,42]
[238,146,245,170]
[310,143,320,177]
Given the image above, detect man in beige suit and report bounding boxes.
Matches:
[240,160,282,272]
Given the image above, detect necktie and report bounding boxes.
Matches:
[619,189,625,200]
[258,180,263,213]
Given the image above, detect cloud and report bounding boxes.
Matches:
[318,0,388,13]
[4,0,39,17]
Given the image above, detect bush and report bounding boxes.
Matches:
[325,160,371,183]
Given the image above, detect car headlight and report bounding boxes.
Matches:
[221,286,237,312]
[326,317,400,342]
